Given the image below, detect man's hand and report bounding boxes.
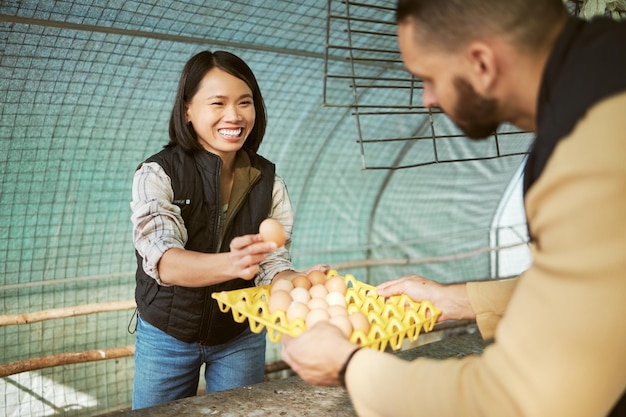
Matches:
[281,322,359,386]
[376,275,475,322]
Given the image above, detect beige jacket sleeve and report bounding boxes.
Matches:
[467,277,518,340]
[345,92,626,417]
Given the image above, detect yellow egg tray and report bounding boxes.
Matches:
[211,271,441,352]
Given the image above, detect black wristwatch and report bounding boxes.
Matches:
[338,347,362,388]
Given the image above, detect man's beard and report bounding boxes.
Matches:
[451,76,500,140]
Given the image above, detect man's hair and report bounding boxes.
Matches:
[395,0,568,51]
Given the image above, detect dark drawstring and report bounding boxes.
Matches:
[127,307,138,335]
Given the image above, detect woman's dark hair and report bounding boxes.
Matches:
[168,50,267,153]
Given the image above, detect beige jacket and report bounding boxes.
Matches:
[346,92,626,417]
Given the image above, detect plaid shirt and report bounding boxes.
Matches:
[131,162,294,286]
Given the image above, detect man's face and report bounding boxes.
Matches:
[398,20,501,139]
[451,76,500,139]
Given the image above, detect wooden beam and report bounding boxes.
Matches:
[0,300,136,326]
[0,345,135,378]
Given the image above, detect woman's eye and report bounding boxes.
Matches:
[210,102,223,106]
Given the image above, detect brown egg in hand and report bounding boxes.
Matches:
[259,218,286,247]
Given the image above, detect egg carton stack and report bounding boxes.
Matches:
[212,271,441,352]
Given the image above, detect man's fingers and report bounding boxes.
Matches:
[376,281,406,296]
[280,344,291,363]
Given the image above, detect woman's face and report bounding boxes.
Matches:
[185,67,256,159]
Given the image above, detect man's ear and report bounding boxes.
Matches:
[466,41,497,94]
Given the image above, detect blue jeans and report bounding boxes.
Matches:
[132,315,266,410]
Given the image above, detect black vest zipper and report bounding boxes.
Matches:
[198,161,262,345]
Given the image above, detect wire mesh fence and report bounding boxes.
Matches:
[323,0,533,170]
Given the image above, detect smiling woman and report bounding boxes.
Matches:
[185,68,256,161]
[129,50,328,410]
[167,51,268,156]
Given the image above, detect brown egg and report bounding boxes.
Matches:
[270,279,294,294]
[308,284,328,299]
[259,218,286,247]
[292,275,312,290]
[307,270,327,286]
[348,311,371,334]
[268,290,292,313]
[329,315,353,338]
[327,304,349,317]
[287,301,310,322]
[325,291,347,307]
[290,286,311,304]
[307,298,329,310]
[325,276,347,295]
[305,308,330,328]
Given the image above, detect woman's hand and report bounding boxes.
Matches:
[376,275,475,322]
[228,234,277,280]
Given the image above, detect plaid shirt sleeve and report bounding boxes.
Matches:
[254,175,296,286]
[131,163,294,286]
[130,162,187,285]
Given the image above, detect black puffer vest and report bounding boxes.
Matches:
[134,145,275,345]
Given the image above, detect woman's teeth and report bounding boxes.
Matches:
[218,128,242,137]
